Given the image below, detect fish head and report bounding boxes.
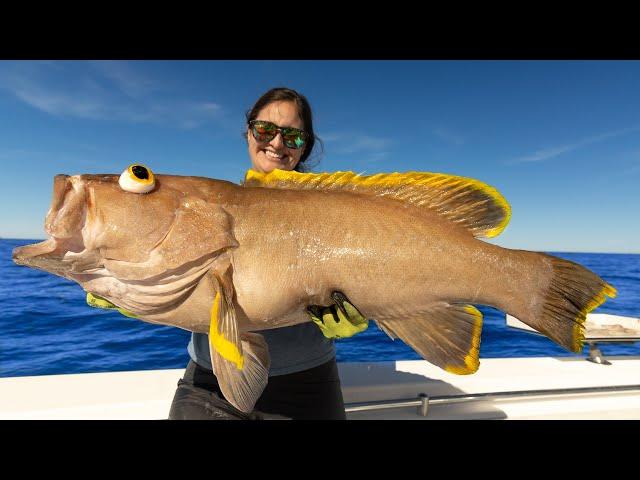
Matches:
[12,171,237,315]
[13,173,178,277]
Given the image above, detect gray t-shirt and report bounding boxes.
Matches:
[188,323,336,377]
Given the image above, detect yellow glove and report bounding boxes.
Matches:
[306,291,369,339]
[86,292,139,319]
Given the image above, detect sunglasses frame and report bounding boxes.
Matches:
[248,120,308,149]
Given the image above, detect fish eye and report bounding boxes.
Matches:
[119,164,155,193]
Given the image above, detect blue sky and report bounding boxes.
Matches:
[0,60,638,253]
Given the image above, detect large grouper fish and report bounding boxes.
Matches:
[12,164,617,413]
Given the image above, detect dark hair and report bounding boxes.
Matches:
[245,87,323,172]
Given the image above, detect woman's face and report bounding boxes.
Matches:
[247,100,306,173]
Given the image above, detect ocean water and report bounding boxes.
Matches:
[1,238,638,377]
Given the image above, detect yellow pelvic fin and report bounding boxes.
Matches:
[209,292,244,370]
[244,168,511,238]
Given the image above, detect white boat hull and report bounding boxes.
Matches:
[2,356,639,420]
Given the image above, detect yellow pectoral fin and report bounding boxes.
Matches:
[209,292,244,370]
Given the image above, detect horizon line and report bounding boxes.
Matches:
[1,237,638,256]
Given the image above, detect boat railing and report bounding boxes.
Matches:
[344,384,640,417]
[506,313,640,365]
[584,338,639,365]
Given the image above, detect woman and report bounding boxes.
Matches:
[168,87,368,420]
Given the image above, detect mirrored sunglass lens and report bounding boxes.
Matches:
[253,129,271,139]
[282,129,305,149]
[284,136,305,148]
[254,121,275,132]
[252,122,275,142]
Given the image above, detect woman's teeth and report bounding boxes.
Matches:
[265,150,284,160]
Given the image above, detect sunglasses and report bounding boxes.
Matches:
[248,120,308,150]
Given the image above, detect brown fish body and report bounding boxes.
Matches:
[225,185,537,331]
[12,171,606,341]
[13,168,616,412]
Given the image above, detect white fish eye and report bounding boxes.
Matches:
[119,164,155,193]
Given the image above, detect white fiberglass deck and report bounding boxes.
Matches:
[1,356,639,420]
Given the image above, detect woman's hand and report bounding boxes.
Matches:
[306,291,369,339]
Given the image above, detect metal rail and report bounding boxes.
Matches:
[344,384,640,417]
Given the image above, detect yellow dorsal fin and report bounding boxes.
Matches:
[244,169,511,238]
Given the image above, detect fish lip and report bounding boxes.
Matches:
[12,235,85,274]
[13,175,91,275]
[12,238,57,264]
[12,237,68,274]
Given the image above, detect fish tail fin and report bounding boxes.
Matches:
[515,254,616,353]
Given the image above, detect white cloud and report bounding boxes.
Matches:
[11,85,108,120]
[364,151,390,163]
[0,147,46,160]
[88,61,154,99]
[322,131,392,155]
[433,128,465,145]
[0,61,224,130]
[626,163,640,174]
[509,125,640,164]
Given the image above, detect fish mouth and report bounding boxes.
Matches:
[12,236,86,276]
[12,174,91,278]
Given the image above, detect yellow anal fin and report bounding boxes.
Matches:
[378,303,483,375]
[244,168,511,238]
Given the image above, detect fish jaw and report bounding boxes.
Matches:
[12,174,95,279]
[12,238,66,273]
[12,235,101,280]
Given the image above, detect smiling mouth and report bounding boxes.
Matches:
[263,150,287,161]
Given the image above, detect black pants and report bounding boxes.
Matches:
[168,359,346,420]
